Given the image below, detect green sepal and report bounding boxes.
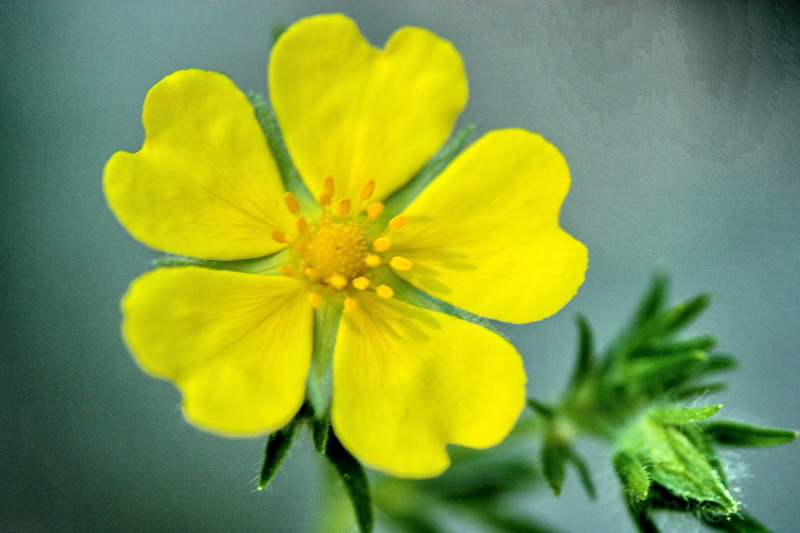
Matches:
[325,432,373,533]
[568,314,594,388]
[568,449,597,500]
[152,249,292,276]
[649,404,722,425]
[699,510,771,532]
[527,398,555,419]
[540,440,568,496]
[701,420,799,448]
[312,415,331,454]
[306,299,342,416]
[380,123,475,221]
[258,418,298,490]
[613,451,651,504]
[249,93,316,209]
[624,350,707,394]
[655,294,711,336]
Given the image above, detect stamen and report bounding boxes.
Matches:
[279,265,296,277]
[271,229,287,243]
[319,191,333,207]
[389,215,408,232]
[336,198,351,216]
[375,284,394,299]
[343,297,358,312]
[373,237,392,252]
[365,254,382,268]
[304,267,320,282]
[308,292,322,308]
[359,180,376,200]
[390,256,413,271]
[284,192,300,215]
[296,217,308,235]
[352,277,370,290]
[366,202,384,220]
[328,274,347,290]
[322,176,335,196]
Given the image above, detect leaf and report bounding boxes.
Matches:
[699,511,771,532]
[702,421,799,448]
[568,314,594,388]
[656,294,710,335]
[258,420,298,490]
[326,432,373,533]
[613,451,651,503]
[650,404,722,425]
[527,398,555,419]
[541,440,568,496]
[625,350,707,395]
[672,382,727,400]
[631,273,668,329]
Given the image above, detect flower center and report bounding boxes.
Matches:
[304,222,367,282]
[272,177,413,311]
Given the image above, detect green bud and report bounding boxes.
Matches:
[613,451,650,503]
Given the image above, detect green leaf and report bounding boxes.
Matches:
[631,273,668,329]
[625,500,661,533]
[625,350,707,394]
[258,420,298,490]
[541,440,568,496]
[568,314,594,388]
[613,451,651,503]
[649,404,722,425]
[656,294,710,335]
[702,421,799,448]
[381,123,474,219]
[672,382,727,400]
[270,21,287,46]
[700,354,739,374]
[700,511,771,532]
[306,299,342,416]
[326,432,373,533]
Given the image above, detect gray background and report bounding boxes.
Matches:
[2,1,798,532]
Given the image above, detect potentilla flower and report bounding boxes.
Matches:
[103,14,587,478]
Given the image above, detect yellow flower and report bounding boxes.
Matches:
[103,14,587,479]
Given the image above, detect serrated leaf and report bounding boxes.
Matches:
[702,421,799,448]
[258,421,297,490]
[326,432,373,533]
[613,451,651,503]
[650,404,722,425]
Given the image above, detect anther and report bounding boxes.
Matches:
[390,256,413,271]
[308,292,322,308]
[336,198,351,216]
[319,191,333,207]
[284,192,300,215]
[375,284,394,299]
[344,297,358,312]
[389,215,408,232]
[271,229,287,243]
[296,217,308,235]
[359,180,376,200]
[304,267,320,282]
[366,202,384,220]
[365,254,382,268]
[279,265,296,277]
[373,237,391,252]
[322,176,335,196]
[328,274,348,290]
[352,277,370,290]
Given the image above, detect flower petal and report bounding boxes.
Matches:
[269,14,467,203]
[122,267,312,436]
[332,292,526,478]
[391,129,588,324]
[104,70,294,260]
